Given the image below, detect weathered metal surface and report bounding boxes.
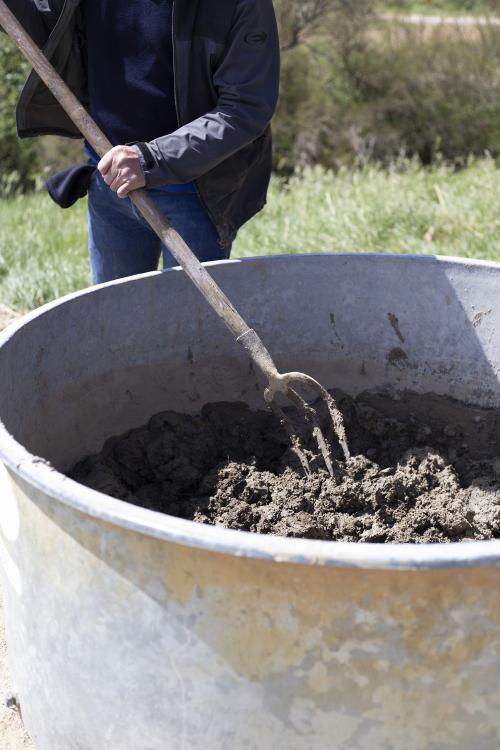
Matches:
[0,254,499,749]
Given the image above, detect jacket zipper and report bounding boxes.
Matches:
[170,0,223,243]
[171,0,181,131]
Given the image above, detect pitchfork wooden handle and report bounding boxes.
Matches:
[0,0,265,349]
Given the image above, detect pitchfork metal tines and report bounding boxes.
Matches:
[237,329,350,476]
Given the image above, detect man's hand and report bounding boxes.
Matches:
[98,145,146,198]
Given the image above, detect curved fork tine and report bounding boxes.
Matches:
[285,374,350,462]
[315,385,350,462]
[268,397,312,477]
[265,369,350,478]
[285,387,336,477]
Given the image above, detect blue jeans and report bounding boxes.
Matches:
[87,171,232,284]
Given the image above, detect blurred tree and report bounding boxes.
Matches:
[275,0,375,51]
[0,35,40,194]
[1,1,499,194]
[272,0,500,173]
[272,0,377,172]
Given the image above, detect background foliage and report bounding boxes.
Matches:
[1,157,498,310]
[1,0,500,193]
[0,37,40,194]
[273,0,500,172]
[0,1,498,311]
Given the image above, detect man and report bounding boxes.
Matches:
[5,0,280,283]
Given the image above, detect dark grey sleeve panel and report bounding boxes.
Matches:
[143,0,280,187]
[0,0,52,47]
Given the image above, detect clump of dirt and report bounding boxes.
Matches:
[70,391,500,544]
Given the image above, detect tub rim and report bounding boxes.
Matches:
[1,252,500,571]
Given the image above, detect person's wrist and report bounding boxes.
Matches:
[132,142,155,173]
[132,144,147,171]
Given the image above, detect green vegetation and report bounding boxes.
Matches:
[0,191,88,310]
[275,12,500,173]
[0,34,83,196]
[0,1,497,315]
[2,1,500,194]
[1,159,498,311]
[0,36,40,194]
[237,160,500,261]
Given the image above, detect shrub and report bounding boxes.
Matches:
[342,23,500,166]
[0,36,40,195]
[1,2,500,191]
[272,9,500,172]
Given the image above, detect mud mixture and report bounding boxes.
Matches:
[71,391,500,544]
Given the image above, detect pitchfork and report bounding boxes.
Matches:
[0,0,350,476]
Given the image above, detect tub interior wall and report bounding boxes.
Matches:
[0,255,498,471]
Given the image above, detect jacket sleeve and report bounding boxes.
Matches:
[0,0,52,48]
[139,0,280,187]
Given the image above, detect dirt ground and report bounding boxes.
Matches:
[0,305,24,333]
[0,598,34,749]
[0,308,34,748]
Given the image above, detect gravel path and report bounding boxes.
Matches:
[379,13,500,25]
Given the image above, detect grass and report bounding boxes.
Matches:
[0,192,89,310]
[237,159,500,260]
[0,159,499,311]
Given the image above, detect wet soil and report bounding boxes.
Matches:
[70,391,500,544]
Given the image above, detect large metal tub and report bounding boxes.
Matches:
[0,254,499,750]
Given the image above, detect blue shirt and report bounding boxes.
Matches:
[83,0,194,193]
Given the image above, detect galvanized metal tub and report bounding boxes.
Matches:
[0,254,499,750]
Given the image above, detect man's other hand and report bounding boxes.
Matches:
[98,145,146,198]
